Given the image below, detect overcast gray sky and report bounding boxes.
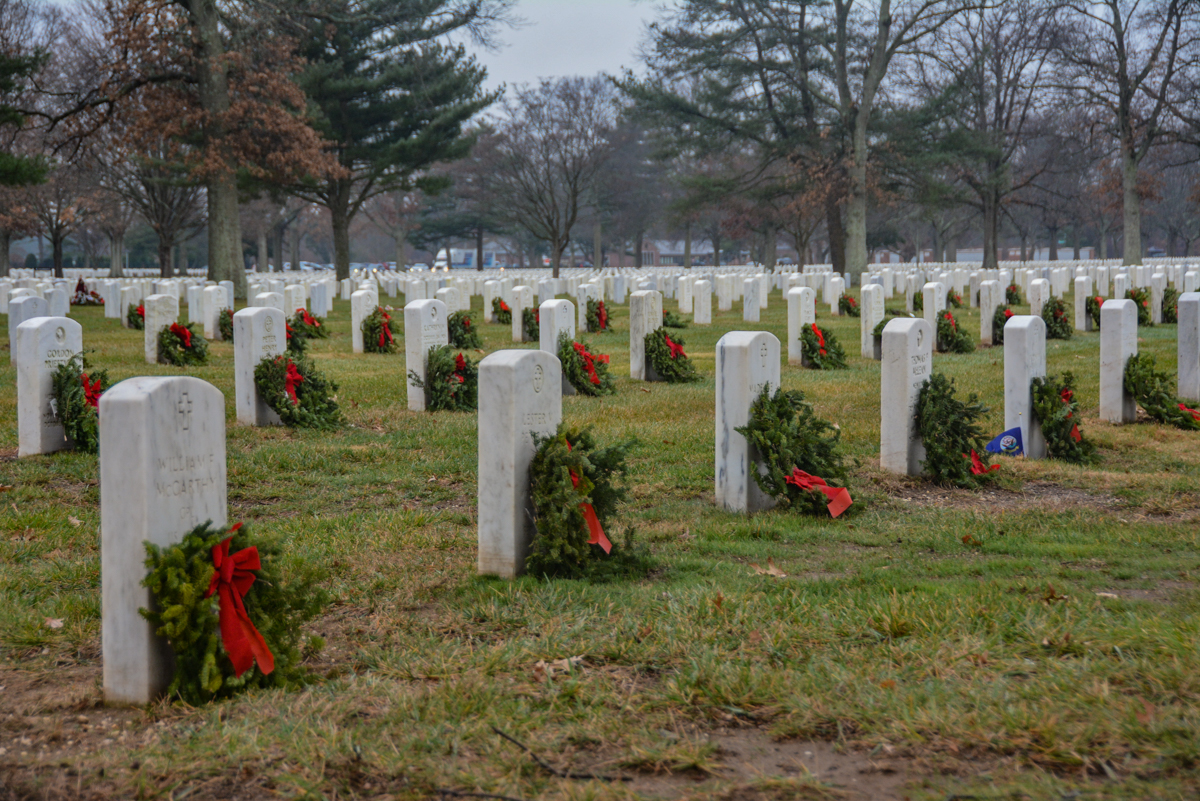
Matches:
[475,0,661,90]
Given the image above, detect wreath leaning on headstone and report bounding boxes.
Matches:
[284,321,307,355]
[937,311,975,353]
[946,289,964,309]
[913,291,924,313]
[362,306,398,353]
[140,521,328,705]
[1163,287,1180,324]
[993,306,1013,345]
[735,385,852,517]
[1126,288,1152,326]
[523,307,540,341]
[915,372,998,488]
[1086,296,1103,330]
[1040,297,1072,340]
[526,424,635,579]
[127,303,145,330]
[586,298,611,333]
[492,297,512,325]
[50,354,109,454]
[644,327,700,382]
[1031,372,1097,464]
[800,323,848,369]
[558,332,615,396]
[838,294,860,317]
[448,310,482,349]
[1124,354,1200,430]
[662,310,689,328]
[253,354,342,429]
[219,308,234,341]
[290,308,327,339]
[158,322,209,366]
[407,346,479,411]
[1006,284,1022,305]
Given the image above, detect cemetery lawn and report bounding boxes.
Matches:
[3,291,1199,801]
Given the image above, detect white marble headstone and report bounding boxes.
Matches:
[629,289,663,380]
[742,279,760,323]
[404,299,450,411]
[880,318,932,475]
[143,294,178,365]
[539,299,575,355]
[693,280,712,325]
[1004,315,1047,459]
[861,284,884,359]
[715,331,780,513]
[786,287,816,365]
[1180,293,1200,402]
[8,295,48,364]
[233,307,286,426]
[1100,299,1137,423]
[16,317,82,456]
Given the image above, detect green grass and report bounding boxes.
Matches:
[1,285,1199,800]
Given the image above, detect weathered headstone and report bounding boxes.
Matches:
[922,282,945,330]
[828,276,845,315]
[435,286,459,312]
[1113,273,1128,302]
[1074,276,1093,332]
[233,307,286,426]
[861,284,884,359]
[310,282,329,317]
[1184,271,1198,294]
[483,280,500,323]
[539,299,575,354]
[1100,299,1137,423]
[1028,278,1050,318]
[16,317,82,456]
[8,295,48,363]
[693,279,713,324]
[285,285,306,316]
[477,350,562,578]
[629,289,663,380]
[511,285,534,343]
[202,286,224,340]
[142,294,178,365]
[100,376,226,704]
[220,280,235,306]
[880,318,932,475]
[1150,272,1165,325]
[1004,315,1047,459]
[404,299,449,411]
[715,332,780,514]
[46,286,68,318]
[257,291,285,314]
[742,279,760,322]
[1180,293,1200,402]
[350,290,375,354]
[678,277,693,314]
[979,280,1001,345]
[786,287,816,365]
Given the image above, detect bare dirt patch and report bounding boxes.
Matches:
[871,476,1122,515]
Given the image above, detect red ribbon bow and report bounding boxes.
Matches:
[565,440,612,553]
[136,305,144,319]
[284,360,303,406]
[463,317,470,328]
[285,323,295,341]
[1094,296,1103,306]
[379,311,394,347]
[965,450,1000,476]
[500,300,510,312]
[298,308,318,327]
[450,352,466,384]
[1070,424,1082,442]
[170,323,192,348]
[1060,387,1074,405]
[810,323,826,356]
[785,469,852,518]
[1179,404,1200,422]
[573,341,603,385]
[81,374,103,408]
[944,312,957,329]
[204,525,275,678]
[1004,309,1014,319]
[664,333,687,360]
[597,301,608,330]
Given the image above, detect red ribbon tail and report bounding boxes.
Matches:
[821,486,853,519]
[1070,424,1081,442]
[217,585,274,676]
[580,502,612,554]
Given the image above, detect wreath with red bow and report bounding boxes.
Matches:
[492,297,512,325]
[527,425,639,579]
[362,306,398,353]
[253,354,342,428]
[157,321,209,366]
[289,308,328,340]
[838,294,861,317]
[1125,287,1152,326]
[992,306,1013,344]
[127,303,145,330]
[937,311,975,353]
[522,307,540,341]
[800,323,847,369]
[1086,296,1103,330]
[1005,284,1022,305]
[644,327,700,382]
[140,521,328,704]
[1124,354,1200,430]
[557,333,615,396]
[1040,297,1072,340]
[914,372,997,487]
[946,289,964,309]
[407,346,479,411]
[1030,372,1097,464]
[448,310,482,349]
[1163,286,1180,324]
[218,308,234,341]
[50,354,110,454]
[586,298,611,333]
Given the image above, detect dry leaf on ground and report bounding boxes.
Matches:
[532,655,584,682]
[44,618,64,630]
[68,516,82,528]
[750,558,787,578]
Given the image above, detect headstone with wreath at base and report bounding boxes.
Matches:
[511,285,534,343]
[100,376,227,705]
[1150,272,1165,325]
[1100,298,1137,424]
[404,299,449,412]
[922,282,945,330]
[285,285,306,316]
[786,287,816,365]
[979,280,1001,345]
[477,350,562,578]
[1180,293,1200,403]
[880,318,932,476]
[203,285,227,340]
[629,289,663,380]
[1075,276,1093,332]
[715,331,780,514]
[233,307,285,426]
[861,284,884,359]
[257,292,285,314]
[143,294,178,365]
[16,316,82,456]
[350,290,374,354]
[1004,315,1047,459]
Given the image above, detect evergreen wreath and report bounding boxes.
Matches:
[362,306,398,353]
[993,306,1013,345]
[1040,297,1072,339]
[872,318,888,338]
[557,332,616,396]
[157,322,209,366]
[407,346,479,411]
[1124,354,1200,430]
[492,297,512,325]
[838,294,861,317]
[290,308,327,339]
[1031,372,1098,464]
[644,327,700,382]
[1125,287,1152,326]
[448,310,482,349]
[937,311,975,353]
[1163,286,1180,324]
[127,303,145,330]
[285,322,307,355]
[586,298,611,333]
[526,424,633,579]
[522,307,539,341]
[663,310,689,328]
[1006,284,1022,305]
[50,354,109,454]
[253,354,342,429]
[141,521,328,705]
[914,372,997,487]
[734,385,850,517]
[1086,295,1103,330]
[913,291,924,313]
[946,289,964,309]
[219,308,234,341]
[800,323,848,369]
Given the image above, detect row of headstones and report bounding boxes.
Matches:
[1,280,70,317]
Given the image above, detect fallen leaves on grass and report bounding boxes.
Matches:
[44,618,64,629]
[532,656,584,682]
[68,516,82,528]
[750,558,787,578]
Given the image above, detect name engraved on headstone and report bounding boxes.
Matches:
[523,412,550,427]
[155,453,219,497]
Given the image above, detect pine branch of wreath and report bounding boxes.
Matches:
[915,373,995,488]
[1124,354,1200,430]
[51,353,108,454]
[157,323,209,366]
[643,327,700,382]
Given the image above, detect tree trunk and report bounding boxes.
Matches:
[824,193,845,271]
[946,236,957,262]
[476,227,484,272]
[764,224,777,271]
[109,233,124,277]
[331,182,352,281]
[684,221,692,269]
[1048,226,1059,260]
[291,225,301,271]
[711,228,721,268]
[1121,147,1141,265]
[256,230,267,273]
[593,221,602,268]
[208,175,245,296]
[551,239,562,278]
[634,230,644,268]
[1099,225,1108,260]
[271,226,284,271]
[0,228,10,277]
[1019,235,1028,262]
[981,189,1000,272]
[1072,226,1081,259]
[844,127,869,278]
[52,233,64,278]
[158,239,172,279]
